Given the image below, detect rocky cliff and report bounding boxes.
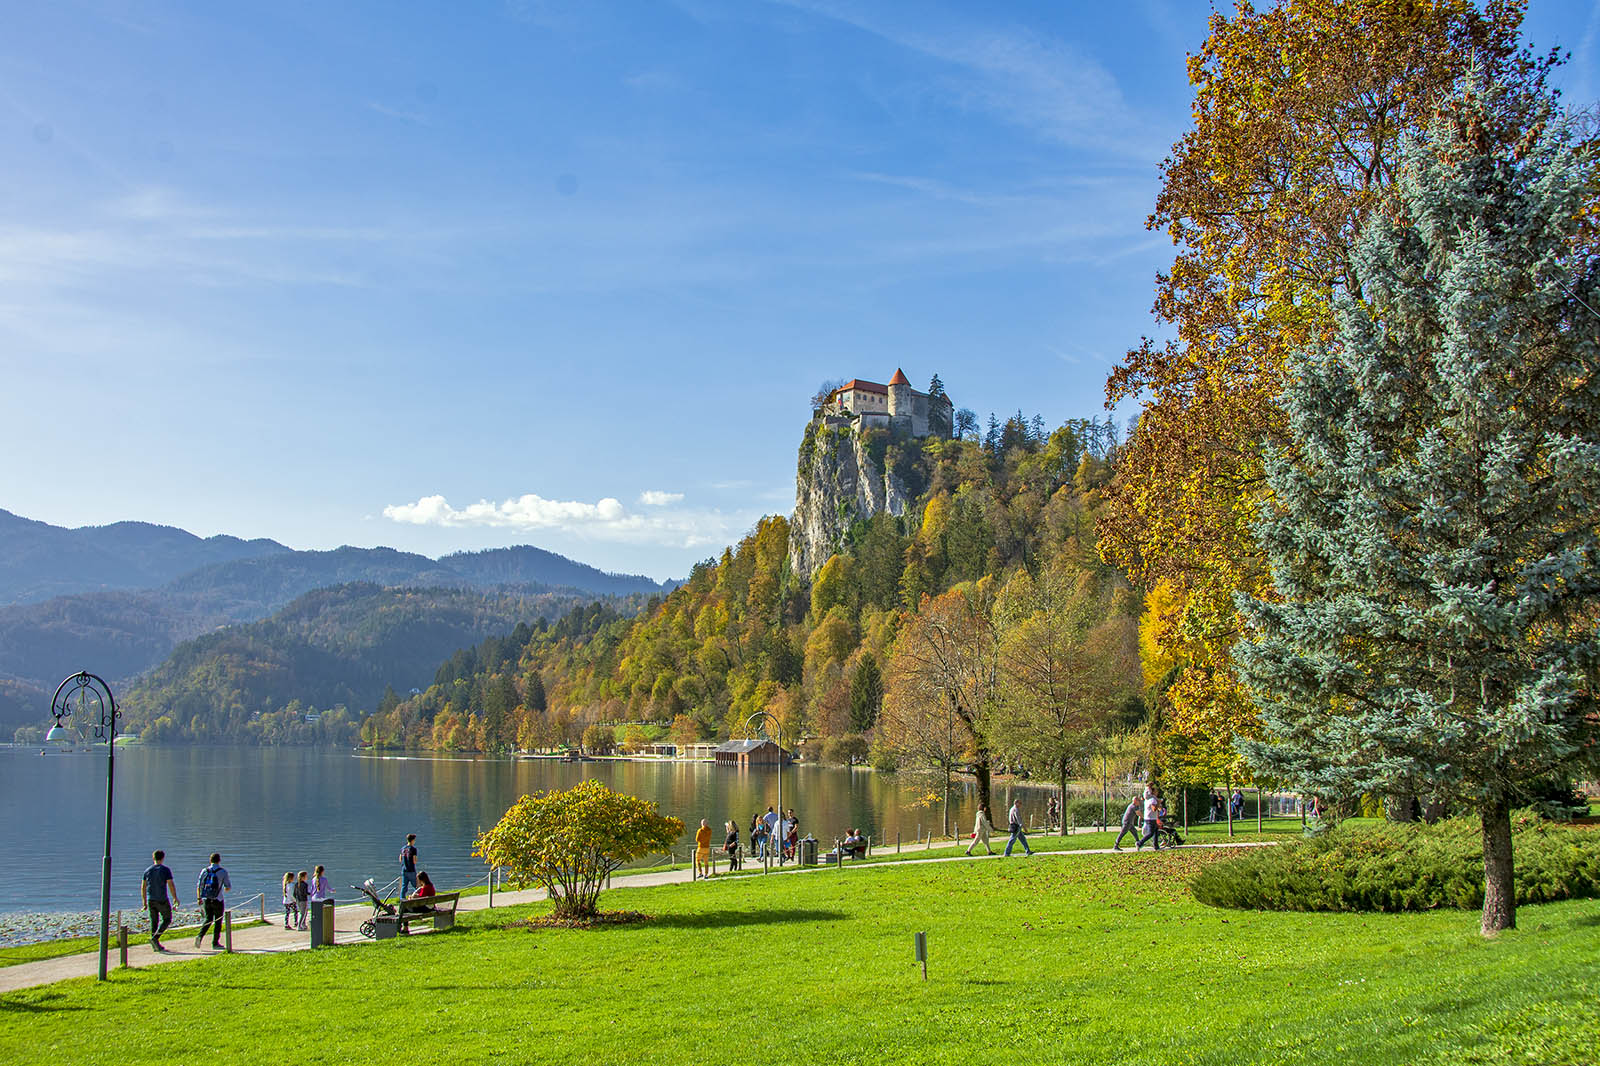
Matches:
[789,418,913,580]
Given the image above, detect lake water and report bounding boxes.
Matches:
[0,745,1059,920]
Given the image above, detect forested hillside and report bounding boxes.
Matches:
[364,415,1144,810]
[115,583,642,745]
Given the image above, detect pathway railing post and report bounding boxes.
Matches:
[223,911,233,953]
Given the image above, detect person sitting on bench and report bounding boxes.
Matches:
[410,871,436,900]
[843,828,867,859]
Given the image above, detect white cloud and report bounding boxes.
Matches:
[383,491,749,549]
[769,1,1161,159]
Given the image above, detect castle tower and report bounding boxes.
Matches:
[887,367,913,433]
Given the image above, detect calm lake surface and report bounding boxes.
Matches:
[0,745,1059,916]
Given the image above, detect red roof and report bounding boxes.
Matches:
[889,367,910,386]
[837,379,887,395]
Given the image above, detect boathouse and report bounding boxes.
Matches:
[714,738,793,768]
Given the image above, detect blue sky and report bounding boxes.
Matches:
[2,1,1596,580]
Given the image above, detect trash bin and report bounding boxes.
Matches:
[798,837,818,866]
[310,899,336,947]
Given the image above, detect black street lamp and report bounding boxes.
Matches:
[745,710,784,862]
[46,671,119,982]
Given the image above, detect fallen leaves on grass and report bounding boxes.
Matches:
[510,911,653,931]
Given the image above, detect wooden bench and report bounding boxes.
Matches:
[379,892,461,936]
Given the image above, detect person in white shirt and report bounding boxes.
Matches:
[965,805,994,856]
[1136,789,1163,851]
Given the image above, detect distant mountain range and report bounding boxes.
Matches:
[0,508,671,731]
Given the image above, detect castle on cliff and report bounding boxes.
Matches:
[820,368,952,439]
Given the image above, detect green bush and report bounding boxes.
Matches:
[1192,811,1600,913]
[1065,797,1112,828]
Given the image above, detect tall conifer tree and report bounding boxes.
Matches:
[1234,83,1600,935]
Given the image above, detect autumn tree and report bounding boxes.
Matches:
[987,562,1136,824]
[1100,0,1559,780]
[880,582,999,827]
[1235,87,1600,935]
[474,781,682,920]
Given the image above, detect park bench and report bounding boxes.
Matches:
[375,892,460,938]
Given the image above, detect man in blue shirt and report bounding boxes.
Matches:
[193,852,232,950]
[399,834,419,898]
[140,850,177,952]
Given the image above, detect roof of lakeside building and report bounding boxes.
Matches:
[715,738,784,753]
[889,367,910,386]
[837,379,887,395]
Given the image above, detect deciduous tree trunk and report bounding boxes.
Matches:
[1480,797,1516,936]
[974,754,992,820]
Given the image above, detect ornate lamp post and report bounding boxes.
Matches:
[46,671,119,981]
[744,710,784,861]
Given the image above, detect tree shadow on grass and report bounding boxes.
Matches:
[640,908,849,931]
[0,991,86,1014]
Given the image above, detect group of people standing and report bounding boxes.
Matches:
[749,806,801,863]
[279,867,332,930]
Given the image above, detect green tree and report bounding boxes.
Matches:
[849,653,883,732]
[1234,89,1600,936]
[474,780,683,920]
[988,562,1133,820]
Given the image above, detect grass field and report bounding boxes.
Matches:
[0,918,267,969]
[1,846,1593,1066]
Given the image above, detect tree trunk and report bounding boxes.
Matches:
[1480,797,1516,936]
[1060,761,1068,837]
[973,753,993,819]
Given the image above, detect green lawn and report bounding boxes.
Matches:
[2,847,1593,1065]
[0,918,266,969]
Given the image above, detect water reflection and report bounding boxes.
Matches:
[0,746,1059,914]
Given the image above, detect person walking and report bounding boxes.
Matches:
[1004,800,1032,857]
[1112,796,1142,851]
[294,871,311,930]
[399,833,419,898]
[965,806,994,856]
[194,852,231,949]
[1230,789,1245,822]
[1136,790,1162,851]
[140,850,177,952]
[694,819,714,879]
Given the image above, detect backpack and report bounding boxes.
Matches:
[199,865,223,900]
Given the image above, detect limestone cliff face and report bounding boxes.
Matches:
[789,418,912,581]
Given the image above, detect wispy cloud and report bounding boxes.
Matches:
[638,490,685,506]
[383,491,747,548]
[769,1,1160,159]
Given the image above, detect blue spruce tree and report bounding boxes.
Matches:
[1234,83,1600,935]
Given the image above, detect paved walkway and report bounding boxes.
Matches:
[0,840,1272,995]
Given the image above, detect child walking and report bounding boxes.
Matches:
[281,872,296,928]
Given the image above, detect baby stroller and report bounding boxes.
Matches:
[354,878,397,939]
